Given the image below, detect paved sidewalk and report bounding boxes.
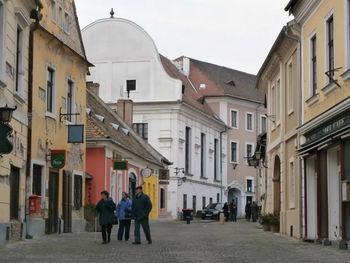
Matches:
[0,220,349,263]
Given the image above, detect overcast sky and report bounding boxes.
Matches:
[75,0,292,75]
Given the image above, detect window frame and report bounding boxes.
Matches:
[183,194,187,209]
[245,142,254,165]
[260,115,267,134]
[200,133,206,178]
[346,0,350,72]
[66,78,75,123]
[0,0,5,87]
[51,0,57,23]
[46,66,56,116]
[245,112,254,132]
[185,127,191,174]
[230,140,239,164]
[275,79,281,125]
[287,60,294,114]
[230,109,239,129]
[310,34,317,97]
[246,179,253,193]
[325,14,335,85]
[74,174,83,210]
[132,123,149,141]
[32,164,43,196]
[288,159,296,209]
[214,138,219,181]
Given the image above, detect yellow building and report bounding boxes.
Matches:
[286,0,350,244]
[27,0,91,236]
[257,21,301,238]
[0,0,42,244]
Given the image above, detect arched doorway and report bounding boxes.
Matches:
[129,173,137,199]
[228,188,242,217]
[273,155,281,214]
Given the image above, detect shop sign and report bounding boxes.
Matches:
[304,112,350,145]
[159,169,170,180]
[51,150,66,169]
[113,160,128,170]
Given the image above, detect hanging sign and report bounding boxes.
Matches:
[51,150,66,169]
[141,168,152,177]
[113,160,128,170]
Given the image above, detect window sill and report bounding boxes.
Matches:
[305,93,319,107]
[45,112,57,120]
[288,109,294,116]
[185,173,194,177]
[214,179,221,183]
[231,126,238,130]
[200,177,208,180]
[322,81,339,96]
[341,68,350,81]
[13,92,26,105]
[245,129,254,133]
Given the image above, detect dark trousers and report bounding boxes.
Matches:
[101,224,112,241]
[230,211,237,222]
[118,219,131,240]
[134,218,151,243]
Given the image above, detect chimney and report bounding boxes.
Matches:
[182,57,190,77]
[116,99,133,127]
[87,82,100,97]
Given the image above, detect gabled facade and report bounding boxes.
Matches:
[0,0,41,244]
[177,57,266,216]
[82,16,227,218]
[286,0,350,243]
[85,84,171,219]
[27,0,91,237]
[256,21,302,238]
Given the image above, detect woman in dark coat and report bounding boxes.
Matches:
[251,201,259,222]
[222,203,229,221]
[96,190,116,244]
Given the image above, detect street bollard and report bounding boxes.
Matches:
[186,217,190,224]
[219,212,225,225]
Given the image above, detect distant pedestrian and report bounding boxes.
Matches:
[251,202,259,222]
[96,190,116,244]
[132,186,152,245]
[229,201,237,222]
[222,202,229,221]
[117,192,132,241]
[245,202,251,221]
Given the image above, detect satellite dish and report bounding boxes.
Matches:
[141,168,152,177]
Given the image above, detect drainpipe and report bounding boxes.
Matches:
[25,6,42,239]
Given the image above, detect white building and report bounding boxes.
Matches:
[82,16,227,218]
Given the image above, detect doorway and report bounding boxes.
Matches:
[62,171,72,233]
[10,166,20,220]
[306,156,317,239]
[48,170,59,234]
[129,173,136,199]
[273,155,281,214]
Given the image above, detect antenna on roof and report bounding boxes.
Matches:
[110,8,115,18]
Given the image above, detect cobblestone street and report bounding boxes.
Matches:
[1,220,349,263]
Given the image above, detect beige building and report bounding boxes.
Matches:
[256,21,301,237]
[286,0,350,244]
[0,0,42,244]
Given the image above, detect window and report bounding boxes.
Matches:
[289,161,295,209]
[160,188,165,209]
[0,1,5,84]
[46,67,55,113]
[311,35,317,96]
[200,133,206,178]
[66,79,74,122]
[126,79,136,97]
[32,165,42,196]
[216,193,220,203]
[15,26,23,93]
[231,142,238,163]
[271,85,276,121]
[214,139,219,181]
[10,166,20,220]
[74,175,83,210]
[246,113,253,131]
[51,0,57,22]
[231,110,238,128]
[260,115,267,133]
[132,123,148,141]
[64,12,69,33]
[287,62,293,112]
[209,197,213,204]
[183,194,187,209]
[185,127,191,173]
[192,195,196,212]
[58,6,63,27]
[276,80,280,123]
[246,143,254,164]
[246,196,253,205]
[347,0,350,69]
[202,196,206,209]
[247,179,253,192]
[326,15,334,84]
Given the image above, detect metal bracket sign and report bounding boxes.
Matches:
[113,160,128,170]
[51,150,66,169]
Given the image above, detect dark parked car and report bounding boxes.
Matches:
[201,203,223,220]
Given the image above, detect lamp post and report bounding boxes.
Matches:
[0,105,17,123]
[0,104,17,155]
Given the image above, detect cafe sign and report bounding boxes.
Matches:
[304,112,350,145]
[51,150,66,169]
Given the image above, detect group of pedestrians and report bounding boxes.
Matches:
[222,200,260,222]
[95,186,152,245]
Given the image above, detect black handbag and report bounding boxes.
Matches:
[125,208,132,219]
[112,212,118,225]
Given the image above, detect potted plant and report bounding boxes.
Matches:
[270,213,280,233]
[261,213,271,231]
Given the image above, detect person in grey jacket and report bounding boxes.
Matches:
[117,192,132,241]
[132,186,152,245]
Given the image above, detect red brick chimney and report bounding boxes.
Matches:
[116,99,133,127]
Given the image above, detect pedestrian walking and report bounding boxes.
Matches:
[96,190,116,244]
[132,186,152,245]
[251,201,259,222]
[117,192,132,241]
[229,201,237,222]
[245,202,251,221]
[222,202,229,221]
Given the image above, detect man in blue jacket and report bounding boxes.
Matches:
[132,186,152,245]
[117,192,132,241]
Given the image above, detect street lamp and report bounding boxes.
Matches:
[255,151,261,160]
[0,105,17,123]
